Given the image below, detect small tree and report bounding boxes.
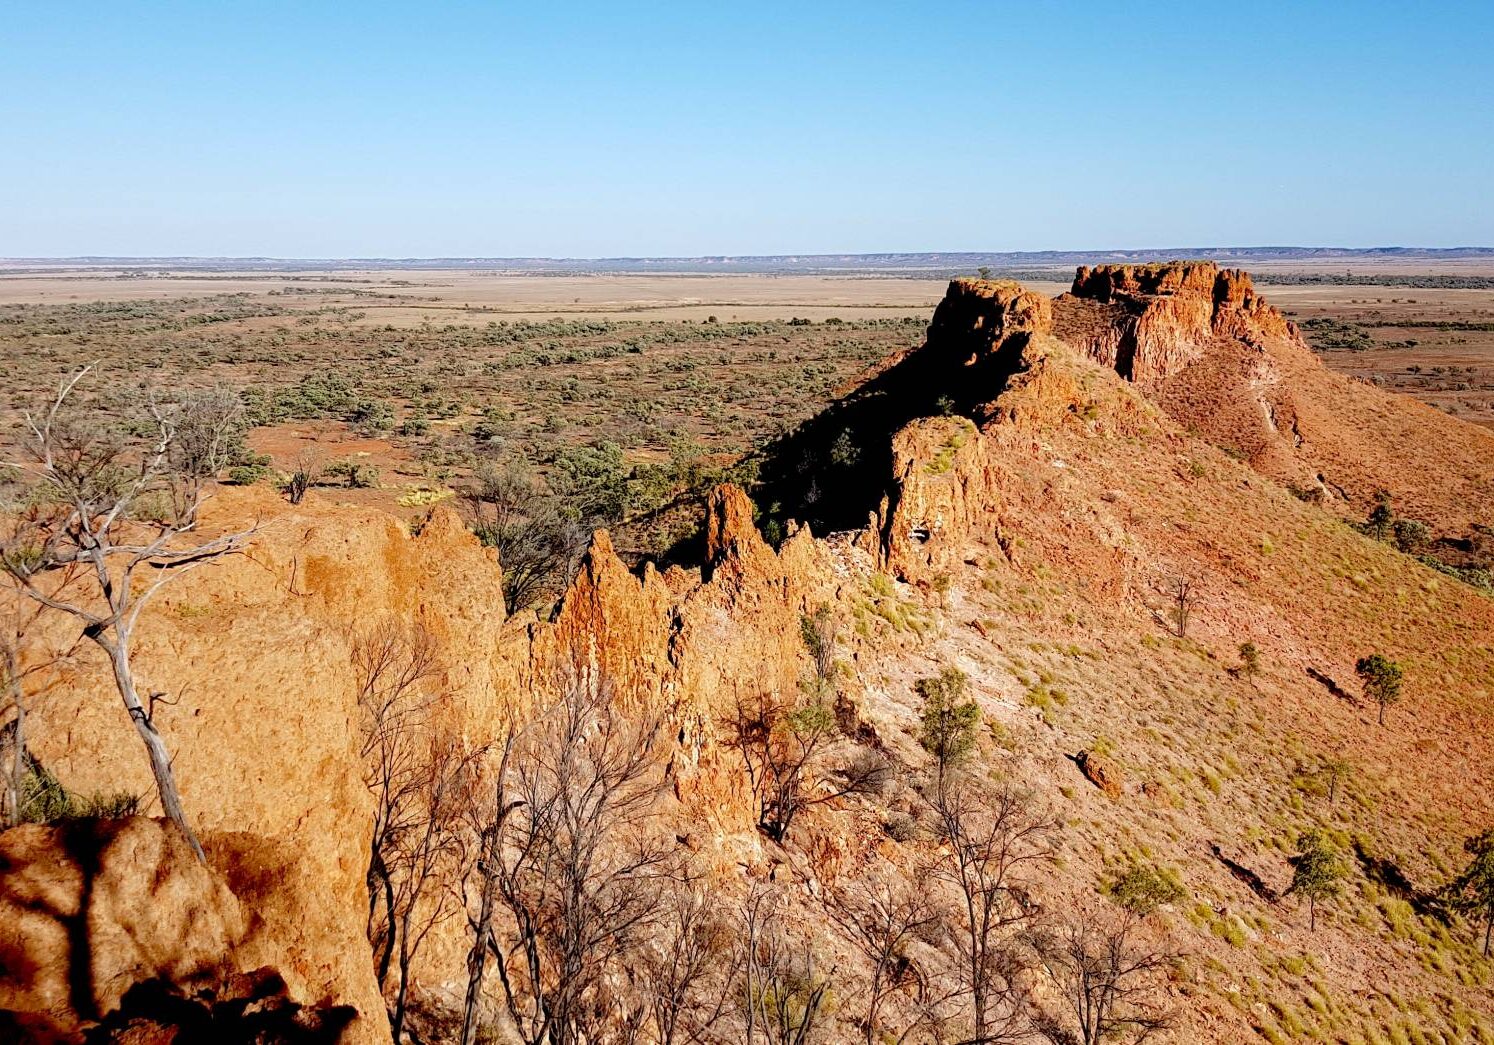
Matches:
[1365,492,1394,542]
[1162,576,1196,639]
[0,370,254,861]
[640,885,735,1045]
[1355,653,1403,725]
[916,667,980,788]
[1319,755,1353,805]
[799,606,837,695]
[1290,829,1345,931]
[1444,829,1494,957]
[459,672,673,1045]
[1236,642,1261,681]
[355,620,482,1042]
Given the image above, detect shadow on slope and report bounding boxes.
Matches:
[753,279,1050,536]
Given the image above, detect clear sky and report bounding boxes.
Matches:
[3,1,1490,257]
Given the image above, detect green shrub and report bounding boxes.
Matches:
[17,765,140,824]
[1106,861,1188,915]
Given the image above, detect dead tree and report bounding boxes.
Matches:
[640,885,736,1045]
[932,782,1053,1044]
[0,369,254,860]
[825,872,953,1045]
[726,689,888,843]
[354,619,481,1042]
[1029,911,1176,1045]
[736,885,832,1045]
[460,672,673,1045]
[1162,576,1196,639]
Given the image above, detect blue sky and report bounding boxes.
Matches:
[2,2,1490,256]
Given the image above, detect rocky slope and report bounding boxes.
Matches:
[5,266,1493,1043]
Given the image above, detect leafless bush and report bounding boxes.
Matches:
[641,885,736,1045]
[726,689,886,844]
[459,671,674,1045]
[355,620,482,1042]
[825,872,953,1045]
[0,368,254,859]
[1029,911,1176,1045]
[285,449,321,505]
[932,781,1054,1044]
[736,886,833,1045]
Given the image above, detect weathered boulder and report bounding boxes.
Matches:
[1076,749,1124,799]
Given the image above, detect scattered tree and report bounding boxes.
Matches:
[1319,755,1353,805]
[1162,576,1196,639]
[0,368,254,860]
[1444,829,1494,957]
[916,666,980,788]
[1355,653,1404,725]
[1290,829,1346,930]
[1364,491,1394,541]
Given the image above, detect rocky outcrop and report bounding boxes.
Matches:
[1076,749,1124,799]
[925,278,1053,363]
[8,480,840,1037]
[1057,261,1300,382]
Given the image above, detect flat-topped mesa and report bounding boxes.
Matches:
[1058,261,1299,382]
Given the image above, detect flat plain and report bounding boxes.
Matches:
[3,263,1491,542]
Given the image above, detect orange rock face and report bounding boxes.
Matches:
[0,817,247,1041]
[1062,261,1300,381]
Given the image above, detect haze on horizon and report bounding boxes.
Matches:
[3,1,1491,259]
